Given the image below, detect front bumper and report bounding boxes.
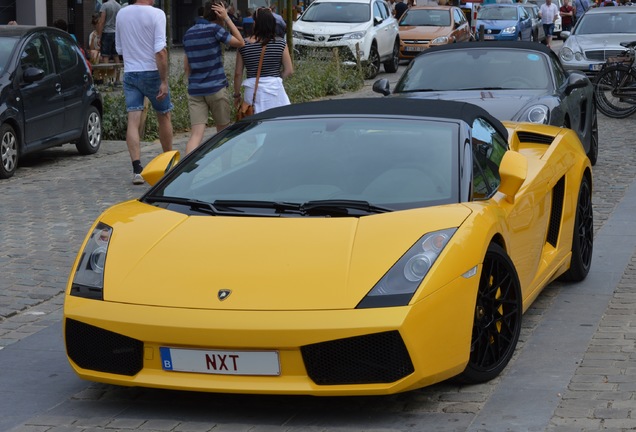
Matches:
[64,274,477,396]
[293,38,368,64]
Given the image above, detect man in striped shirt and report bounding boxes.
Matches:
[183,0,245,154]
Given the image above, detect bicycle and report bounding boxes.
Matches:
[593,40,636,119]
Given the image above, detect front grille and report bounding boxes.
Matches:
[301,331,414,385]
[296,32,345,42]
[517,131,554,145]
[402,39,430,44]
[585,49,625,61]
[65,318,143,376]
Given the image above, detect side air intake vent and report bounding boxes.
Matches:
[517,132,554,145]
[546,176,566,247]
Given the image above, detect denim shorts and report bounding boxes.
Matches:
[123,71,174,114]
[543,23,555,36]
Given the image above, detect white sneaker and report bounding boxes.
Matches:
[132,173,144,185]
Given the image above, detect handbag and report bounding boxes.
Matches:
[236,44,266,121]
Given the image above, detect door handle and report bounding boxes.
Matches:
[55,83,62,93]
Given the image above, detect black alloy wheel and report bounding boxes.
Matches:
[559,175,593,282]
[458,243,522,384]
[383,40,400,73]
[365,44,381,80]
[587,111,598,166]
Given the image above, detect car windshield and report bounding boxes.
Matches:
[395,48,552,92]
[477,6,519,20]
[400,9,451,26]
[0,37,18,74]
[300,2,370,23]
[150,118,459,213]
[574,12,636,35]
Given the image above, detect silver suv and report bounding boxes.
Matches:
[292,0,400,79]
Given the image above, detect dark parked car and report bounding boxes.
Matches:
[0,26,103,179]
[373,41,598,165]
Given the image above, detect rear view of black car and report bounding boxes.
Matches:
[0,25,102,179]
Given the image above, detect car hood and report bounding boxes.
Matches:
[293,20,370,35]
[476,19,518,30]
[392,90,548,121]
[99,200,472,311]
[568,33,636,50]
[399,26,450,39]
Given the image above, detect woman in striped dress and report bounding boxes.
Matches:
[233,7,293,114]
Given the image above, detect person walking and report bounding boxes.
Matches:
[269,4,287,38]
[97,0,121,63]
[573,0,590,19]
[115,0,173,185]
[538,0,559,48]
[233,7,293,115]
[183,1,245,154]
[560,0,575,31]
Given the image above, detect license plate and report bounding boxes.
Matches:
[160,347,280,376]
[405,46,425,52]
[484,35,495,40]
[589,63,603,72]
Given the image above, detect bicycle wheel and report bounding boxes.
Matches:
[594,64,636,119]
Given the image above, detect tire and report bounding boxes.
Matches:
[383,40,399,74]
[559,175,593,282]
[458,243,522,384]
[587,110,598,166]
[364,44,381,80]
[75,105,102,155]
[594,64,636,119]
[0,123,18,179]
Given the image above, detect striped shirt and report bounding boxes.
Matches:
[183,22,231,96]
[239,39,287,79]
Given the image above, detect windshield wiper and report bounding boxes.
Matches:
[144,196,241,215]
[212,200,303,213]
[300,199,392,215]
[457,87,505,90]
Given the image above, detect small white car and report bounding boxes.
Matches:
[292,0,400,79]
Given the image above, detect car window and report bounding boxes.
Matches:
[0,37,18,75]
[453,8,465,25]
[396,48,552,92]
[50,33,79,71]
[375,0,390,19]
[156,118,459,209]
[575,12,636,35]
[401,9,451,26]
[551,55,567,87]
[471,118,507,200]
[20,36,52,75]
[373,1,385,21]
[300,1,371,23]
[477,6,518,21]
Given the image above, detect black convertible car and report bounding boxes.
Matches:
[373,41,598,165]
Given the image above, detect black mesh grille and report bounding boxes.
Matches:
[517,132,554,145]
[301,331,414,385]
[547,176,565,247]
[65,318,143,376]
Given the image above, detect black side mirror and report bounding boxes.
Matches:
[23,67,45,84]
[373,78,391,96]
[565,71,589,95]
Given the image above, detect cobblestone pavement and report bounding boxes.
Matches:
[0,95,635,430]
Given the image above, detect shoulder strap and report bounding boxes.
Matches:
[252,44,267,105]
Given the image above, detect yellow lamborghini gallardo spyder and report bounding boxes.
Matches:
[64,98,593,396]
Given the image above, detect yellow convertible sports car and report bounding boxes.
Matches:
[64,98,593,396]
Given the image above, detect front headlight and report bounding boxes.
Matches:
[292,30,303,39]
[521,105,550,124]
[431,36,449,44]
[560,46,574,62]
[357,228,457,308]
[342,31,366,40]
[501,26,516,35]
[70,222,112,300]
